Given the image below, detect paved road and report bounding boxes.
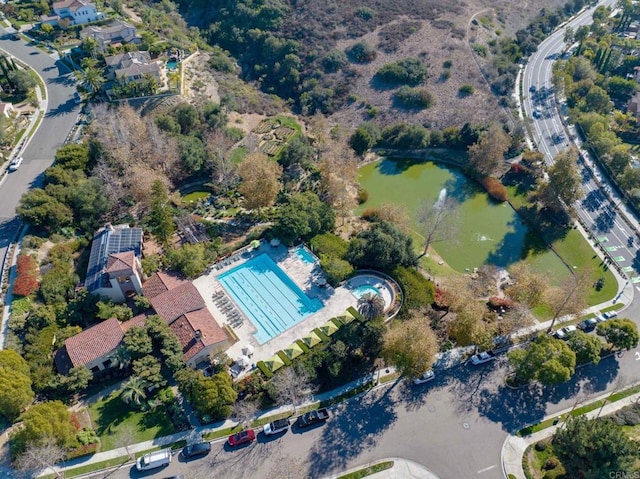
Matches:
[0,30,79,273]
[521,0,640,278]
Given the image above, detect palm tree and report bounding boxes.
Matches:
[120,376,148,408]
[112,345,131,371]
[358,292,385,321]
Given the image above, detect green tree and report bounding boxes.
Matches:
[0,367,33,421]
[597,318,639,350]
[273,191,335,245]
[375,58,426,86]
[54,143,91,172]
[538,147,582,212]
[350,122,381,155]
[148,180,175,246]
[13,401,74,453]
[123,326,153,360]
[120,376,148,408]
[186,372,237,420]
[166,243,209,278]
[357,292,385,321]
[583,85,611,114]
[62,366,92,394]
[0,349,31,376]
[8,70,36,95]
[178,135,207,173]
[554,416,637,479]
[278,136,315,168]
[416,195,460,257]
[383,315,439,379]
[347,220,417,271]
[567,330,602,365]
[132,355,166,390]
[173,103,200,135]
[96,301,133,321]
[17,189,74,233]
[392,266,435,313]
[508,334,576,384]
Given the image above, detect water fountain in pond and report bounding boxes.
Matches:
[435,188,447,209]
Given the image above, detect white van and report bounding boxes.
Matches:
[136,449,172,471]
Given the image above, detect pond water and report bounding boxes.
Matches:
[358,158,570,279]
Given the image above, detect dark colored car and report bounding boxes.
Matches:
[182,441,211,459]
[228,429,256,447]
[296,408,329,428]
[577,318,597,331]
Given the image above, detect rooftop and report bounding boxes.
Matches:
[62,318,124,369]
[149,282,205,324]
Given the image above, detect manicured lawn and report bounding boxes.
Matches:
[87,391,175,451]
[182,191,210,203]
[338,461,394,478]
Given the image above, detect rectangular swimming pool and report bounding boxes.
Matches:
[218,254,323,344]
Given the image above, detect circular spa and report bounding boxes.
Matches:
[345,273,396,313]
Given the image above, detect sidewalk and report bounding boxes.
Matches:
[502,389,640,479]
[325,458,441,479]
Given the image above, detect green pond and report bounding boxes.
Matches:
[358,158,570,280]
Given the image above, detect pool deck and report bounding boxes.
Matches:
[192,243,357,377]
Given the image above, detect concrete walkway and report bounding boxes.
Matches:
[324,458,441,479]
[502,389,640,479]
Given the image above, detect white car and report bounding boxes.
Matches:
[262,418,289,435]
[553,325,577,340]
[8,156,23,171]
[602,311,618,320]
[412,370,435,385]
[470,351,496,365]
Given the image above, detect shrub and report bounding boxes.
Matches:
[392,266,435,313]
[346,41,377,63]
[544,457,559,470]
[310,233,350,259]
[13,255,39,297]
[361,208,381,221]
[375,58,426,86]
[366,106,379,118]
[393,86,434,109]
[379,123,430,149]
[350,122,381,155]
[459,84,475,96]
[443,60,453,68]
[320,255,354,286]
[322,50,348,73]
[256,361,274,379]
[535,440,548,451]
[356,6,375,20]
[296,340,310,353]
[358,188,369,204]
[479,176,508,202]
[276,350,292,366]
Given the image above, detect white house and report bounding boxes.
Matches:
[42,0,103,26]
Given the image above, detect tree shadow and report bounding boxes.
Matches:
[581,189,605,213]
[44,98,78,117]
[305,385,399,477]
[46,72,77,86]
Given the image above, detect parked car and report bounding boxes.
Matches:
[136,449,171,471]
[228,429,256,447]
[554,325,577,340]
[577,318,598,331]
[470,351,496,365]
[8,156,23,171]
[412,370,435,385]
[595,313,607,323]
[533,107,542,118]
[296,408,329,428]
[603,311,618,320]
[182,441,211,459]
[263,418,290,435]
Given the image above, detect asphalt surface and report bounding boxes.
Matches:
[0,28,80,273]
[521,0,640,277]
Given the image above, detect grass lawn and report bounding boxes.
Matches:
[229,146,248,164]
[338,461,394,479]
[88,391,175,451]
[523,442,565,479]
[182,191,210,203]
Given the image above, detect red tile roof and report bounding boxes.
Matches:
[64,318,124,368]
[169,309,229,362]
[150,282,205,323]
[142,272,188,299]
[120,313,149,332]
[104,251,136,275]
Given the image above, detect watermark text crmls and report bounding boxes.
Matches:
[610,472,640,479]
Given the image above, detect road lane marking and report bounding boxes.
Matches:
[478,465,497,474]
[635,351,640,361]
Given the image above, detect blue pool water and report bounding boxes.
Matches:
[218,254,323,344]
[352,284,381,299]
[295,246,316,264]
[166,60,178,70]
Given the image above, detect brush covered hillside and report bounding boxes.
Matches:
[173,0,574,128]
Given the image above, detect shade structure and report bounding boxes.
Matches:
[237,355,251,367]
[337,311,356,324]
[250,240,261,248]
[320,320,339,336]
[270,238,281,247]
[265,354,285,373]
[283,343,304,360]
[300,331,322,348]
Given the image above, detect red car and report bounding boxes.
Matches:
[228,429,256,447]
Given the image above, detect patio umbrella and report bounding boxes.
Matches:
[241,345,255,357]
[336,311,356,324]
[320,320,339,336]
[236,355,251,368]
[250,240,260,249]
[270,238,281,247]
[301,331,322,348]
[265,354,285,373]
[283,343,304,360]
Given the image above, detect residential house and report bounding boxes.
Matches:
[80,19,140,52]
[104,51,162,84]
[85,224,144,303]
[41,0,103,26]
[56,272,232,375]
[629,91,640,124]
[144,272,232,367]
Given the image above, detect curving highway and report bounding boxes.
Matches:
[521,0,640,281]
[0,29,80,291]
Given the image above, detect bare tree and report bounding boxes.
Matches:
[269,367,315,415]
[237,152,283,210]
[205,129,237,193]
[375,203,412,234]
[232,400,258,428]
[467,123,511,177]
[416,196,459,258]
[113,423,137,461]
[505,262,548,308]
[318,147,358,225]
[382,314,439,379]
[499,304,534,336]
[546,269,591,333]
[14,438,66,479]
